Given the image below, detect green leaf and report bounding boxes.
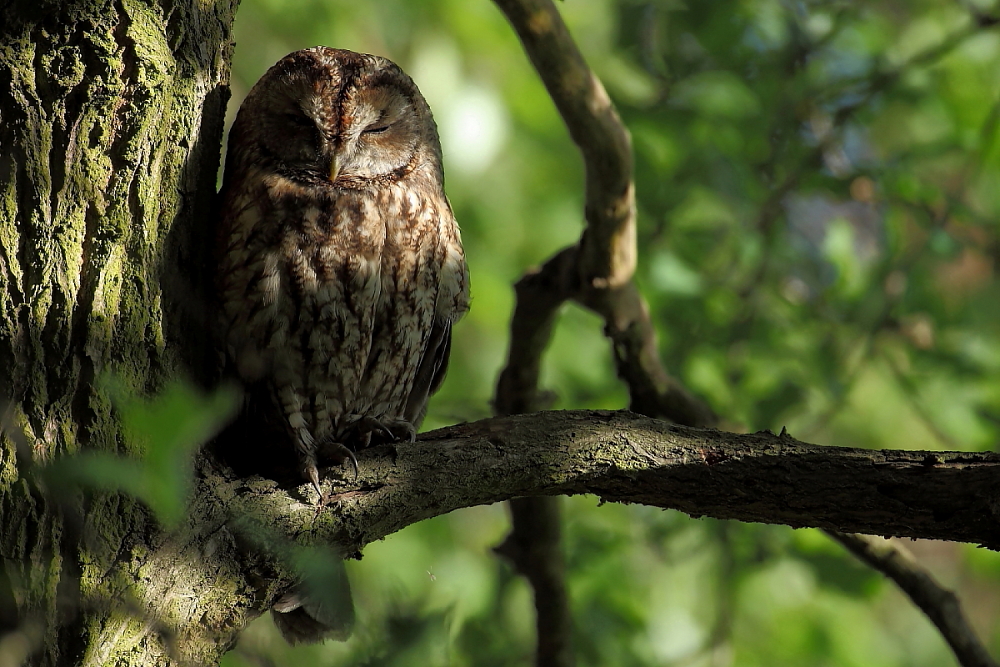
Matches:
[49,379,238,527]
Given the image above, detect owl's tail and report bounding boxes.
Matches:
[271,559,355,644]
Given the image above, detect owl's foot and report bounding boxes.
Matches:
[343,415,417,445]
[381,419,417,443]
[315,437,360,479]
[302,444,358,506]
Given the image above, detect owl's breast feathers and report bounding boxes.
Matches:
[218,167,468,441]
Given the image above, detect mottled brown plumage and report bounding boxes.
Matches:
[217,47,469,501]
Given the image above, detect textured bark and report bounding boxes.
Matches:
[0,1,236,665]
[248,411,1000,554]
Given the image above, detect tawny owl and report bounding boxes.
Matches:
[217,47,469,501]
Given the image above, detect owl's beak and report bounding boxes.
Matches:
[328,156,341,182]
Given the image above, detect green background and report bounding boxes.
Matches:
[212,1,1000,664]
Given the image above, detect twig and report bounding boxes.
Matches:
[826,531,998,667]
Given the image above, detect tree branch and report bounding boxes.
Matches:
[499,247,717,428]
[490,0,715,429]
[221,411,1000,555]
[827,532,999,667]
[485,5,998,666]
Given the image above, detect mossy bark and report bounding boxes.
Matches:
[0,0,240,664]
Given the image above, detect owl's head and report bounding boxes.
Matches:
[227,47,441,188]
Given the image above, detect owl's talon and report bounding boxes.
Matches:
[357,415,391,439]
[303,443,356,506]
[345,448,359,480]
[305,463,325,505]
[340,414,414,446]
[318,439,359,480]
[383,419,416,443]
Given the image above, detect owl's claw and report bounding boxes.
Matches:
[344,447,359,479]
[316,438,359,480]
[386,420,417,443]
[303,442,359,506]
[344,415,416,444]
[305,462,326,505]
[347,415,392,440]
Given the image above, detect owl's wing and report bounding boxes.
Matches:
[403,319,452,428]
[426,321,453,399]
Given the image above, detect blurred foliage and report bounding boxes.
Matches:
[217,0,1000,666]
[47,378,236,527]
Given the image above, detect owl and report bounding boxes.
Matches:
[217,47,469,501]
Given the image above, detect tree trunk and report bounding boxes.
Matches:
[0,1,239,664]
